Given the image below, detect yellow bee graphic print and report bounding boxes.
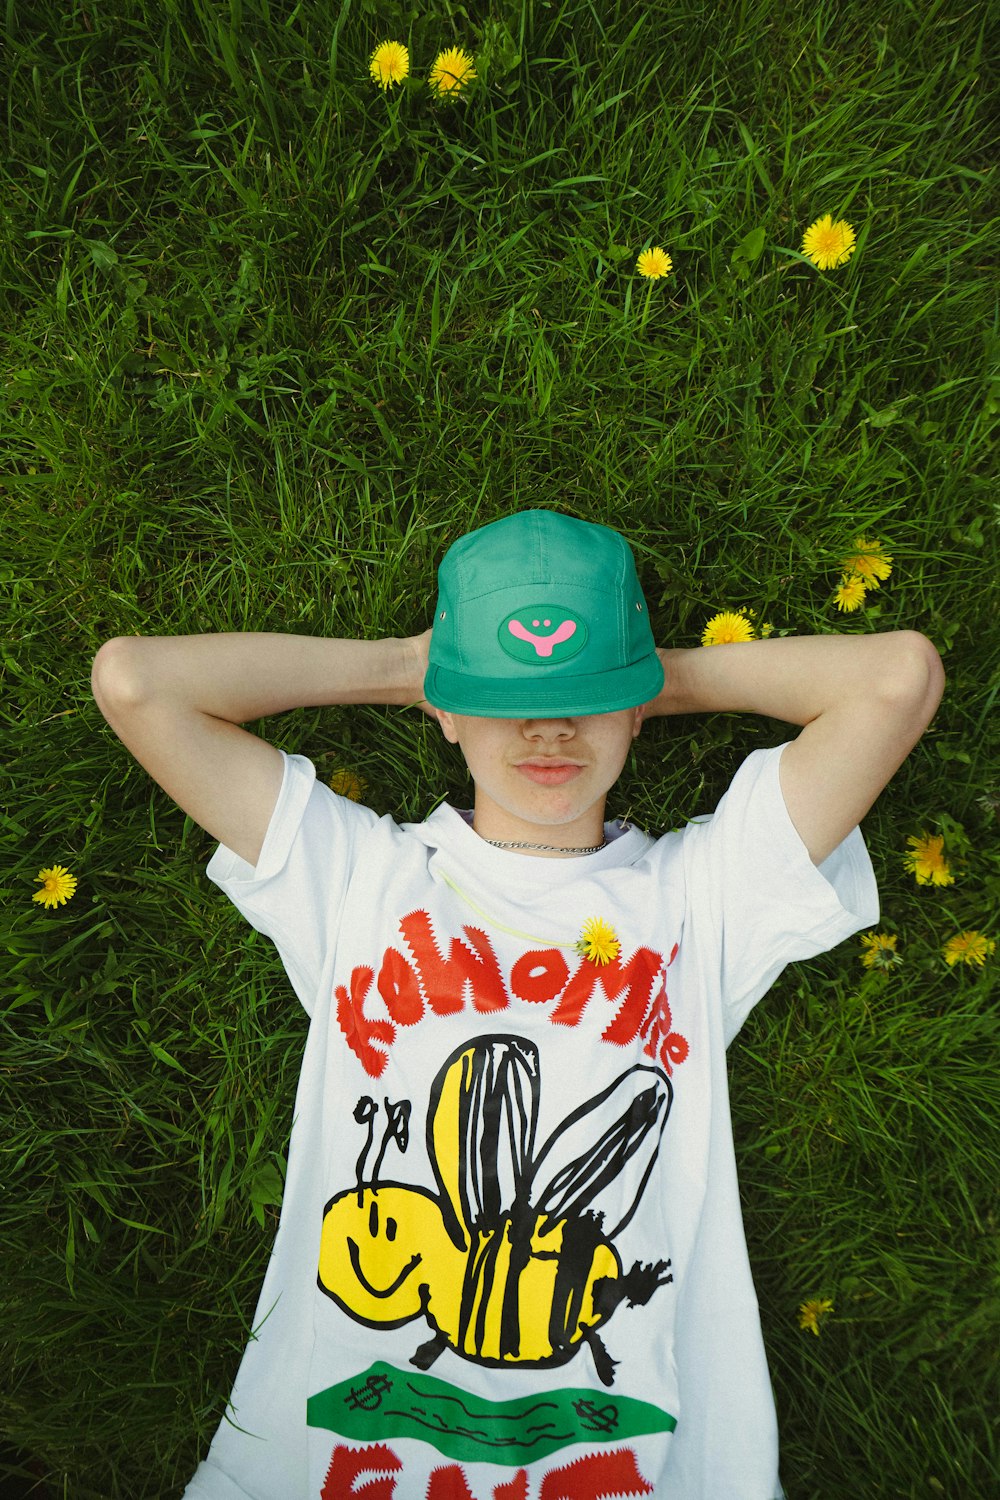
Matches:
[317,1035,674,1386]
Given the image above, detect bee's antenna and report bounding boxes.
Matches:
[353,1096,377,1204]
[387,1098,411,1152]
[372,1098,412,1182]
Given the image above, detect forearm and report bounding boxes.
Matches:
[92,632,424,724]
[647,630,943,725]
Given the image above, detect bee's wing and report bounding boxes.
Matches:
[529,1065,672,1239]
[427,1035,540,1245]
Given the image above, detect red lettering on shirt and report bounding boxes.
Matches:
[510,948,569,1004]
[334,914,687,1080]
[335,968,395,1079]
[320,1444,653,1500]
[425,1468,529,1499]
[426,1467,478,1499]
[639,943,688,1075]
[493,1472,530,1500]
[400,911,510,1016]
[539,1447,654,1498]
[321,1440,401,1498]
[378,945,425,1026]
[550,948,662,1044]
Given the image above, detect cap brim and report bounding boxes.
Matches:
[424,654,664,718]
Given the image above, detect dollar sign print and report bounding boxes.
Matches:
[344,1372,393,1412]
[572,1398,619,1435]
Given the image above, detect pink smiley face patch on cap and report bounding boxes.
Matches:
[498,605,589,665]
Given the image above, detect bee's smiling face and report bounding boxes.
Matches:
[318,1186,456,1324]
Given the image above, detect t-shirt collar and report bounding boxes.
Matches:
[405,802,652,875]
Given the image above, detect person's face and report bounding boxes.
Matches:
[435,706,645,845]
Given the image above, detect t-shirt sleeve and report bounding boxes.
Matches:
[204,750,380,1016]
[681,741,879,1043]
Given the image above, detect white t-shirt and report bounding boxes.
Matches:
[183,743,877,1500]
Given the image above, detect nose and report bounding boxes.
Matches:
[521,718,575,739]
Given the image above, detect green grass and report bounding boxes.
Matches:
[2,0,998,1495]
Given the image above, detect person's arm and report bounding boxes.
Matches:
[645,630,945,865]
[91,633,430,868]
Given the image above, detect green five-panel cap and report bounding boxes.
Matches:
[424,510,664,717]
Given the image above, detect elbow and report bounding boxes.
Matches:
[92,636,147,711]
[884,631,945,725]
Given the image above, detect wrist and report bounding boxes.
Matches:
[643,648,690,717]
[406,629,437,716]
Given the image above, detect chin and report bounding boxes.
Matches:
[497,783,598,828]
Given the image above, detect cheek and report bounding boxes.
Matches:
[462,731,513,768]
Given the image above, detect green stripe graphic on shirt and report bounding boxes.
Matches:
[306,1361,676,1465]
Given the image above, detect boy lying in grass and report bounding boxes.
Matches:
[91,510,944,1500]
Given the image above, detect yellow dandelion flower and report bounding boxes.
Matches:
[329,769,367,802]
[798,1297,834,1335]
[833,574,869,612]
[32,864,78,909]
[801,214,857,271]
[575,917,621,966]
[859,931,903,971]
[637,246,673,280]
[369,40,409,91]
[428,46,476,97]
[841,537,893,589]
[942,931,995,967]
[701,610,756,647]
[902,831,954,887]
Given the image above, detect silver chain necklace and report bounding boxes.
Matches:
[481,837,607,854]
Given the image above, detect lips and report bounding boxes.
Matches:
[515,760,584,786]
